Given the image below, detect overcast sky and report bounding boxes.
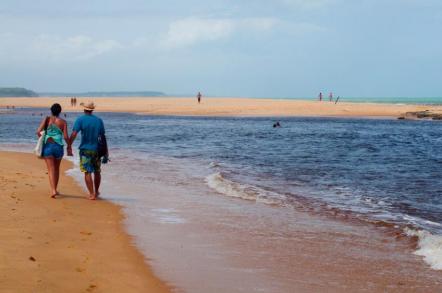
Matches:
[0,0,441,97]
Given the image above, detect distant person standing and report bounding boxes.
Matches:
[70,97,74,107]
[69,101,107,200]
[197,92,202,104]
[329,92,333,102]
[318,92,323,101]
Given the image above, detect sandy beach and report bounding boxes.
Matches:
[0,151,171,293]
[1,97,441,117]
[3,152,442,293]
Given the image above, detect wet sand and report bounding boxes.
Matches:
[115,160,442,293]
[1,151,442,292]
[0,152,171,293]
[1,97,441,117]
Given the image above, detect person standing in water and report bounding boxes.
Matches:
[197,92,202,104]
[69,101,106,200]
[318,92,323,101]
[36,103,72,198]
[329,92,333,102]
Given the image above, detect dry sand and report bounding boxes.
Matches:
[1,97,441,117]
[0,152,171,293]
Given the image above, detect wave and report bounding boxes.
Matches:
[209,161,221,168]
[205,172,287,205]
[405,228,442,270]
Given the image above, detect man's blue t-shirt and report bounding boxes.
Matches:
[72,114,105,151]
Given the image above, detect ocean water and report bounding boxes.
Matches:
[2,108,442,291]
[260,96,442,104]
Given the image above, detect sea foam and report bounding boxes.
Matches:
[205,172,286,205]
[405,228,442,270]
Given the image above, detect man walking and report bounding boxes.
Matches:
[70,101,106,200]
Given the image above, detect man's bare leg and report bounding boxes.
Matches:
[94,172,101,198]
[84,173,95,199]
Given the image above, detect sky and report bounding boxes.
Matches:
[0,0,441,98]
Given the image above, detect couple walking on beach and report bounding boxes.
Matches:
[36,101,108,200]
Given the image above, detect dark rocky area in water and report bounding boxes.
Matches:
[399,110,442,120]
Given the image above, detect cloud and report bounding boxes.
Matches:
[0,33,122,63]
[32,34,122,61]
[160,18,235,49]
[160,17,278,49]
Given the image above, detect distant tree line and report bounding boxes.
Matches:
[40,91,166,97]
[0,87,39,97]
[0,87,167,97]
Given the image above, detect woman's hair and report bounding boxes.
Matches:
[50,103,62,117]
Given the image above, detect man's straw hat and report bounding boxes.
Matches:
[80,101,96,110]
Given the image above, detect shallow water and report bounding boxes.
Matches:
[2,108,442,291]
[4,109,441,233]
[263,96,442,104]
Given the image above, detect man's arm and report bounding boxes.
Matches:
[69,131,78,145]
[70,117,81,145]
[101,120,109,157]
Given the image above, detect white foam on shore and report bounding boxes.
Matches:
[405,228,442,270]
[205,172,286,205]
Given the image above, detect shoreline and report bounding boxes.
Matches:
[2,148,442,291]
[0,151,171,293]
[1,97,442,118]
[96,148,442,292]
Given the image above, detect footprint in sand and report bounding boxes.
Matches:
[86,284,97,292]
[80,231,92,236]
[75,267,85,272]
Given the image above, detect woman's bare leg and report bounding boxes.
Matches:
[44,157,57,198]
[54,158,62,194]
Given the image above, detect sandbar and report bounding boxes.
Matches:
[1,97,441,117]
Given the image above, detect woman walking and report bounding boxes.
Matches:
[36,103,72,198]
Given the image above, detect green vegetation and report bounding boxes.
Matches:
[0,87,39,97]
[0,87,167,97]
